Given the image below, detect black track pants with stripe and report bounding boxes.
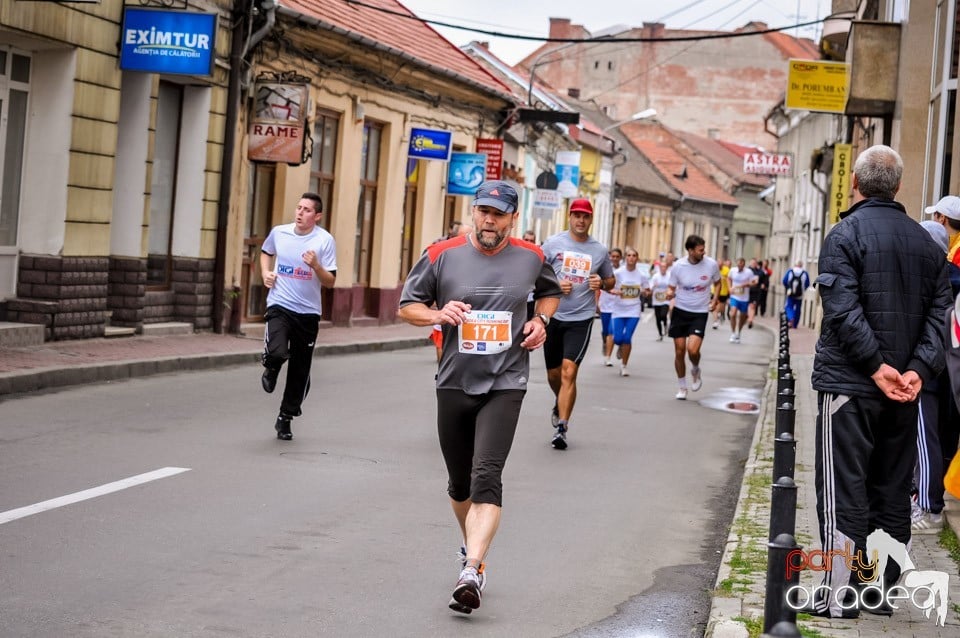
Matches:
[813,392,917,617]
[263,306,320,418]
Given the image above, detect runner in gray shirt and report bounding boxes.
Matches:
[540,198,616,449]
[399,180,561,615]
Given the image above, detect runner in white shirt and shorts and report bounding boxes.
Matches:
[666,235,721,400]
[726,257,758,343]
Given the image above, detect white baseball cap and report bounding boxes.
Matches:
[924,195,960,220]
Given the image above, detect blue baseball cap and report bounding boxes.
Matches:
[473,180,518,214]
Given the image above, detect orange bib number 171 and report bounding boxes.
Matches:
[458,310,513,355]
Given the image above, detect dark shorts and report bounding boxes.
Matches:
[543,317,594,369]
[437,389,525,506]
[718,295,729,304]
[668,307,709,339]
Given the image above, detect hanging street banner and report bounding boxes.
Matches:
[785,59,849,113]
[555,151,581,198]
[475,138,504,180]
[408,128,452,161]
[830,144,852,225]
[119,8,216,77]
[447,153,487,196]
[743,152,793,176]
[248,83,308,164]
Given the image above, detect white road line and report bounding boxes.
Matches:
[0,467,191,525]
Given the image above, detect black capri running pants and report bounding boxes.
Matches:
[437,389,525,506]
[543,317,594,369]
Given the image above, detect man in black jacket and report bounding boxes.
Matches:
[809,144,952,618]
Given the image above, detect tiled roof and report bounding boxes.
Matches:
[672,131,771,188]
[633,141,738,206]
[761,31,820,60]
[278,0,513,98]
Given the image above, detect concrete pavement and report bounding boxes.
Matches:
[707,317,960,638]
[4,316,960,636]
[0,322,429,396]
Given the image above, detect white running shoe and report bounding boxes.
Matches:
[603,359,613,367]
[712,321,719,329]
[729,333,737,343]
[620,366,630,377]
[449,565,482,613]
[457,546,486,591]
[675,388,688,400]
[690,368,702,391]
[911,511,944,535]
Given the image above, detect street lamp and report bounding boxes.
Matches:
[601,108,657,133]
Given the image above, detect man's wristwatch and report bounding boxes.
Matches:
[535,312,550,327]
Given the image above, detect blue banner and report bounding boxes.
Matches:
[120,9,216,77]
[408,128,452,161]
[448,153,487,196]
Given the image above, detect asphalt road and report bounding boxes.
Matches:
[0,316,772,637]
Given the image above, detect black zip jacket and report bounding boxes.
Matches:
[812,197,952,398]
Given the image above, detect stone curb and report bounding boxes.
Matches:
[0,337,428,397]
[703,356,775,638]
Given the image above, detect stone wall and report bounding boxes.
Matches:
[7,255,108,340]
[108,256,146,329]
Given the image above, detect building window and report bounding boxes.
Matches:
[147,80,183,287]
[400,158,420,279]
[0,47,30,247]
[925,0,958,202]
[310,110,340,230]
[356,121,382,288]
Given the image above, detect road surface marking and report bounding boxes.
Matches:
[0,466,191,525]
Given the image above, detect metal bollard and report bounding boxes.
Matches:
[777,386,795,408]
[769,477,797,541]
[764,533,801,633]
[773,432,796,480]
[775,403,796,436]
[762,621,802,637]
[776,374,795,396]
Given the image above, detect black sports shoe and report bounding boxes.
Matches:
[551,423,568,450]
[275,414,293,441]
[261,367,279,393]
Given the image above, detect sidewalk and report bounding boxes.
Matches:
[708,315,960,637]
[0,322,429,396]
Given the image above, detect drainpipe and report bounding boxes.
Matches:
[213,0,276,333]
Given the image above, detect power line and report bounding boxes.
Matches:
[344,0,825,43]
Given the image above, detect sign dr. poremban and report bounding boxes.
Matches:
[120,8,217,77]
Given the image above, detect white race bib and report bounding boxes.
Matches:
[458,310,513,355]
[620,284,641,299]
[560,251,593,284]
[654,290,667,302]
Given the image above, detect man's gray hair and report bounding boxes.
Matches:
[853,144,903,200]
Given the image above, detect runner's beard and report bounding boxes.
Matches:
[477,229,506,249]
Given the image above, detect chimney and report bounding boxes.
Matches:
[549,17,572,39]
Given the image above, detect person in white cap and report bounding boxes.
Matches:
[925,195,960,295]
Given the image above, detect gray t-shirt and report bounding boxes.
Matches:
[541,231,614,321]
[400,236,562,395]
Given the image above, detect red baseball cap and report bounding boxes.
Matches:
[569,198,593,214]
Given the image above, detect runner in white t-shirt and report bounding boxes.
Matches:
[610,248,650,376]
[259,192,337,440]
[726,257,758,344]
[665,235,720,400]
[598,248,623,366]
[649,262,671,341]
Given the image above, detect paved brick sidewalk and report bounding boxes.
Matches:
[708,317,960,637]
[0,323,429,396]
